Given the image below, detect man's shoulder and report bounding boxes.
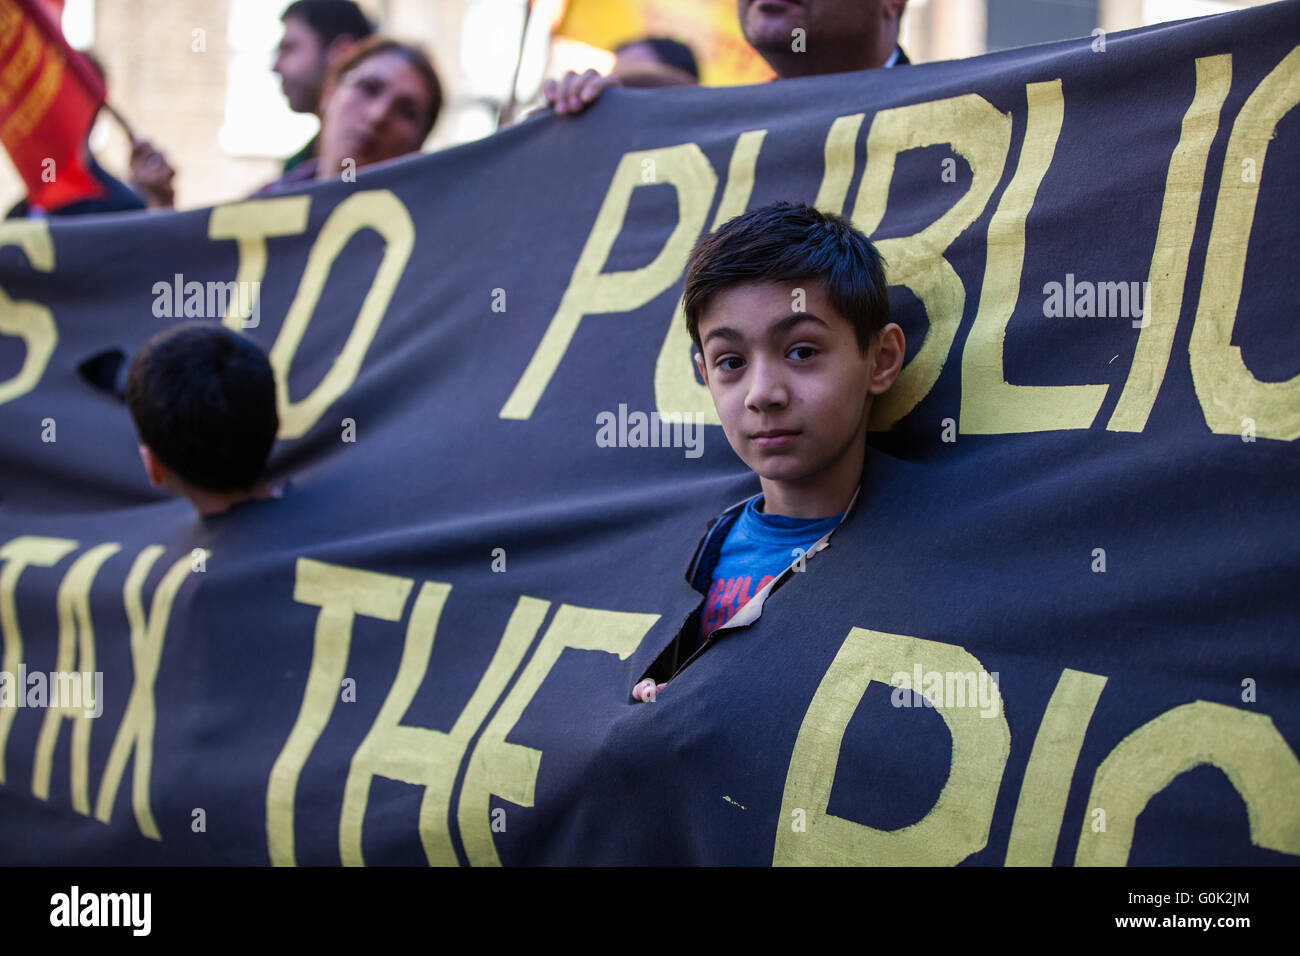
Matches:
[282,135,319,174]
[253,160,319,198]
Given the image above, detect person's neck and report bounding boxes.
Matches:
[185,482,277,517]
[313,156,337,182]
[758,455,863,519]
[770,39,897,80]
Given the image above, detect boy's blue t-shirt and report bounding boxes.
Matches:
[699,496,843,643]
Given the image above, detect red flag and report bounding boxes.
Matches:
[0,0,106,211]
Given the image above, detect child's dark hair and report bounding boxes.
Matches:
[683,201,889,354]
[126,322,278,492]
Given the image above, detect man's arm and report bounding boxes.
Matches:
[129,140,176,210]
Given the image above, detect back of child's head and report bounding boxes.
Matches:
[126,322,278,492]
[683,201,889,353]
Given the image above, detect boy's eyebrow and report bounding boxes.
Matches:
[702,313,832,347]
[773,313,832,335]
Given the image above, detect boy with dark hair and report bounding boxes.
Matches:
[634,201,904,701]
[126,322,281,518]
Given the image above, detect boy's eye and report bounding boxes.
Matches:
[788,345,818,361]
[716,355,744,372]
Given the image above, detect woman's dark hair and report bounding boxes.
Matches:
[326,36,442,142]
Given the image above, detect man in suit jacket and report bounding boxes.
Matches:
[738,0,910,79]
[547,0,910,114]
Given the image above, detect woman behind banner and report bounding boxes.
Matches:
[254,36,442,196]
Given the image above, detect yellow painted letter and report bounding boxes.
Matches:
[338,586,541,866]
[458,603,658,865]
[503,145,716,420]
[0,535,78,781]
[94,547,205,839]
[208,197,311,331]
[267,557,412,865]
[269,191,415,438]
[0,220,57,405]
[1076,701,1300,865]
[775,628,1010,865]
[1005,668,1107,865]
[853,95,1013,428]
[961,81,1109,433]
[1188,47,1300,441]
[33,542,120,812]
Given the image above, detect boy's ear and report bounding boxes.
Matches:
[138,444,168,487]
[867,323,906,395]
[693,350,708,386]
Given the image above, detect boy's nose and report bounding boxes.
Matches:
[745,359,790,411]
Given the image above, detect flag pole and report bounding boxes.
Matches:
[100,99,137,146]
[498,0,535,128]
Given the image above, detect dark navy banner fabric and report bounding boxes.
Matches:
[0,3,1296,865]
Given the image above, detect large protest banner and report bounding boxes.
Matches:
[0,2,1296,866]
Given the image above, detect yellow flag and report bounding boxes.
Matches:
[557,0,774,86]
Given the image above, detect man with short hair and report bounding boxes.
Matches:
[545,0,909,114]
[274,0,375,173]
[738,0,909,78]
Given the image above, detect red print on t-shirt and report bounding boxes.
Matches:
[701,574,775,641]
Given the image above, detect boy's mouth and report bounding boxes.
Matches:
[751,428,800,449]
